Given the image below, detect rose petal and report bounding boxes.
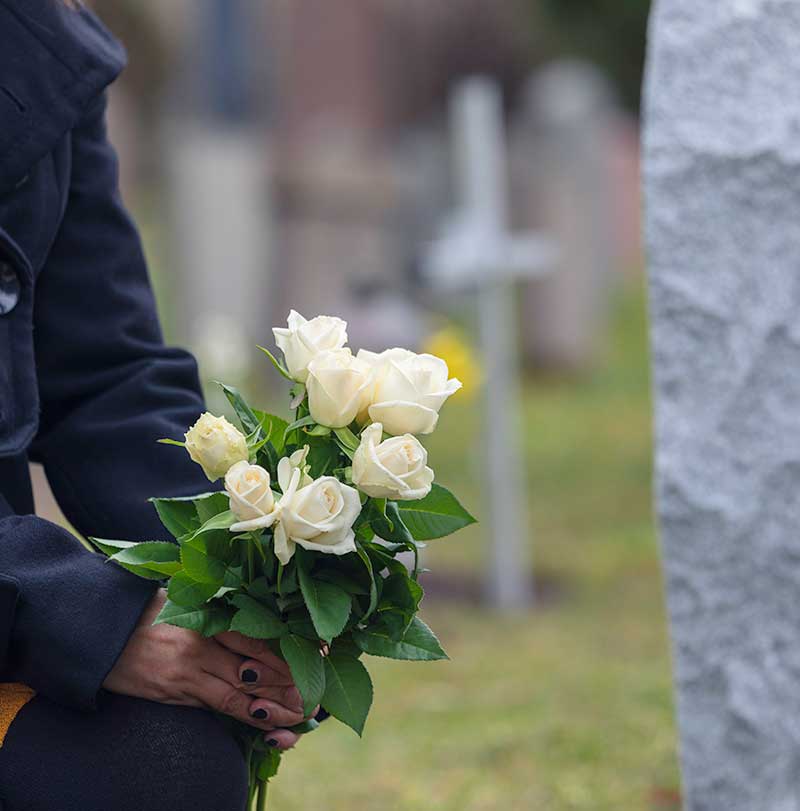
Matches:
[273,521,296,564]
[296,529,357,556]
[230,511,280,533]
[368,401,439,436]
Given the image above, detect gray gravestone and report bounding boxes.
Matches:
[644,1,800,808]
[513,60,617,372]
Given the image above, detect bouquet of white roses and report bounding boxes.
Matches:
[92,311,475,809]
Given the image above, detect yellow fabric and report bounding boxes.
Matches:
[0,683,35,747]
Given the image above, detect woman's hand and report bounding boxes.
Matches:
[213,629,321,750]
[103,590,307,749]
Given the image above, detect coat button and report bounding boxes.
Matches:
[0,262,20,315]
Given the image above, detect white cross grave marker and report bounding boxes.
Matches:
[423,76,558,610]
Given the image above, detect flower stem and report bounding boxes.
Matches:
[257,779,269,811]
[245,740,258,808]
[247,540,255,584]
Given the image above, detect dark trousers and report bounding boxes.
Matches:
[0,692,248,810]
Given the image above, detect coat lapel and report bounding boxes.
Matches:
[0,0,125,195]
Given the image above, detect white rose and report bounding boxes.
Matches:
[358,348,462,435]
[273,310,348,383]
[272,463,361,565]
[225,461,279,532]
[306,348,371,428]
[185,412,249,481]
[352,422,434,501]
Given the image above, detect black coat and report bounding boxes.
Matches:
[0,0,211,709]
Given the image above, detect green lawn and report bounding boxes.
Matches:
[265,283,680,810]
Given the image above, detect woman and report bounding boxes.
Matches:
[0,2,308,809]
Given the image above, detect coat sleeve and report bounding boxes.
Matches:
[0,92,214,710]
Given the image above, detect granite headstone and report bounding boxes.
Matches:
[644,1,800,807]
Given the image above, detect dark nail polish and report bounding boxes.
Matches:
[266,738,279,748]
[241,669,258,683]
[252,708,269,720]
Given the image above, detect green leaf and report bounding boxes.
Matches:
[193,491,230,523]
[353,616,448,661]
[229,594,287,639]
[380,573,424,615]
[154,599,233,636]
[362,542,398,572]
[370,502,414,545]
[286,608,319,641]
[180,530,234,585]
[354,521,375,542]
[303,436,343,479]
[297,555,352,642]
[167,571,220,607]
[396,484,477,540]
[256,749,282,781]
[150,497,200,540]
[331,635,364,659]
[248,576,277,603]
[109,542,182,579]
[322,653,373,736]
[216,381,261,435]
[284,415,317,440]
[223,564,245,590]
[90,537,139,556]
[254,411,289,444]
[333,426,360,451]
[280,634,325,716]
[188,509,236,537]
[276,592,305,613]
[254,409,289,449]
[379,609,414,641]
[256,344,294,381]
[314,569,369,596]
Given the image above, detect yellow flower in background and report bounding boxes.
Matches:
[422,327,482,399]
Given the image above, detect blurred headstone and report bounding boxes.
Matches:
[167,129,271,380]
[165,0,272,383]
[337,284,426,354]
[268,0,411,346]
[513,61,617,371]
[645,1,800,807]
[425,77,557,610]
[270,144,408,347]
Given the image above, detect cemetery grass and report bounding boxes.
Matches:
[265,281,681,811]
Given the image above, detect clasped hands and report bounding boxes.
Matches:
[103,589,314,750]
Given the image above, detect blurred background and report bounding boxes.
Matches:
[34,1,679,808]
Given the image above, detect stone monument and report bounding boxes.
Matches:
[514,60,617,372]
[644,1,800,807]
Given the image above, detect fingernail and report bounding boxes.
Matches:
[266,738,279,748]
[252,708,269,720]
[242,669,258,683]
